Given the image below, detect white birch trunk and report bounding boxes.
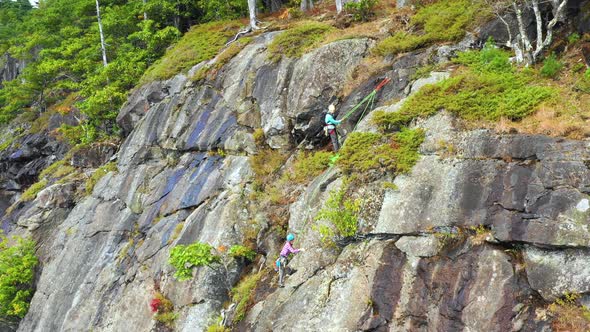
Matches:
[248,0,258,29]
[336,0,343,14]
[143,0,148,20]
[95,0,108,67]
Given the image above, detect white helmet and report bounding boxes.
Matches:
[328,104,336,112]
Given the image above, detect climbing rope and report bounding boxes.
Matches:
[338,77,391,122]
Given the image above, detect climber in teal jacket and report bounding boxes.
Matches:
[325,104,341,151]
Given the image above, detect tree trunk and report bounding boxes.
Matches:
[143,0,147,20]
[95,0,108,67]
[248,0,258,29]
[496,0,569,65]
[336,0,343,14]
[301,0,313,11]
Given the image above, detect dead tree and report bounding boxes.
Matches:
[95,0,108,67]
[486,0,568,64]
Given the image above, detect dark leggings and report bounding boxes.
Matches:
[330,130,339,151]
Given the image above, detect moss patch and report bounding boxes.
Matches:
[21,179,48,202]
[191,37,253,82]
[141,21,243,83]
[373,44,554,130]
[267,21,333,62]
[231,272,262,324]
[85,162,118,195]
[374,0,489,56]
[337,128,425,176]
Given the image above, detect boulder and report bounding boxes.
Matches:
[524,247,590,301]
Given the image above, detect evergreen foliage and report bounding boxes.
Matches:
[0,0,258,142]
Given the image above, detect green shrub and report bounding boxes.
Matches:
[0,235,38,319]
[375,0,485,56]
[337,129,424,175]
[344,0,377,22]
[141,21,242,83]
[230,272,261,323]
[228,245,256,261]
[540,53,563,78]
[374,44,554,129]
[249,149,287,184]
[267,21,333,62]
[291,150,333,183]
[169,242,220,281]
[21,179,48,202]
[314,181,361,246]
[568,33,581,44]
[392,128,426,173]
[85,162,118,195]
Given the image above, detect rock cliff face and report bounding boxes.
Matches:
[0,54,25,87]
[6,19,590,332]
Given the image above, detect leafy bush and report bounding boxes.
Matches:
[314,181,361,246]
[0,235,38,319]
[540,53,563,78]
[375,0,485,56]
[169,242,220,281]
[20,179,48,202]
[230,272,261,323]
[291,150,333,183]
[344,0,377,22]
[141,21,242,83]
[85,162,118,195]
[267,21,333,62]
[228,245,256,261]
[374,43,554,129]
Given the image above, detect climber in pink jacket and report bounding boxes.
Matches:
[275,233,304,287]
